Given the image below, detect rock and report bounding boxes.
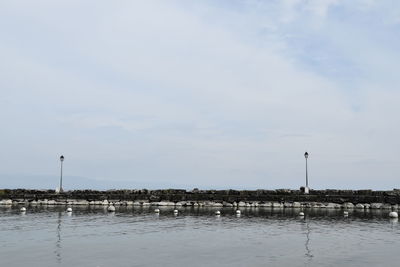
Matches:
[223,202,233,207]
[363,203,371,209]
[343,202,354,209]
[77,200,89,205]
[201,201,211,207]
[293,202,301,208]
[102,200,109,205]
[382,204,392,209]
[107,205,115,212]
[251,202,259,207]
[272,202,282,208]
[47,200,57,205]
[304,203,312,208]
[326,203,341,209]
[1,199,12,205]
[39,199,48,205]
[355,204,365,209]
[314,203,326,208]
[371,203,383,209]
[259,202,272,207]
[238,201,246,207]
[284,202,293,208]
[182,201,193,207]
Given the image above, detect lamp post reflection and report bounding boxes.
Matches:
[55,211,62,264]
[301,219,313,261]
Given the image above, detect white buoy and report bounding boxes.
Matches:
[236,210,241,215]
[154,209,160,213]
[173,209,179,215]
[215,210,221,215]
[344,211,349,216]
[66,207,72,212]
[20,207,26,212]
[389,211,398,218]
[107,205,116,212]
[299,212,305,216]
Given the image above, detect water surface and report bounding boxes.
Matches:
[1,206,399,267]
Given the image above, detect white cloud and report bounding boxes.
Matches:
[0,0,399,189]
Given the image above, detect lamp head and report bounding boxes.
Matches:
[60,155,64,162]
[304,152,309,159]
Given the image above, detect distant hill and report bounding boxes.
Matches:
[0,174,191,190]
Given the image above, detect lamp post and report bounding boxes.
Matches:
[59,155,64,193]
[304,152,309,194]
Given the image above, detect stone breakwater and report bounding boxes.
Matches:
[1,189,400,209]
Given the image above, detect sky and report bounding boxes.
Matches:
[1,0,400,190]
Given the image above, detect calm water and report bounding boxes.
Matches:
[1,206,399,267]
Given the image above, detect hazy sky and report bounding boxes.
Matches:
[1,0,400,190]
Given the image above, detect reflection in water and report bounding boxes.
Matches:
[303,219,313,262]
[55,212,62,264]
[2,206,400,267]
[390,218,398,229]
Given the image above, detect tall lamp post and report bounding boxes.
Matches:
[59,155,64,193]
[304,152,309,194]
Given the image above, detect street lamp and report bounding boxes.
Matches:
[304,152,309,194]
[59,155,64,193]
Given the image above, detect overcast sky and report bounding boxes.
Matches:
[1,0,400,190]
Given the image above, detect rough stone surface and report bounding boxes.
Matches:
[284,202,293,208]
[326,203,341,209]
[293,202,301,208]
[343,202,355,209]
[371,203,383,209]
[355,204,365,209]
[1,189,400,206]
[272,202,282,208]
[238,201,246,207]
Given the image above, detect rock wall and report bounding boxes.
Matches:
[1,189,400,205]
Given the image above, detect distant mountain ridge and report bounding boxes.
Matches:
[0,174,192,190]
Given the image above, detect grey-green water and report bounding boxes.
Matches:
[1,206,399,267]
